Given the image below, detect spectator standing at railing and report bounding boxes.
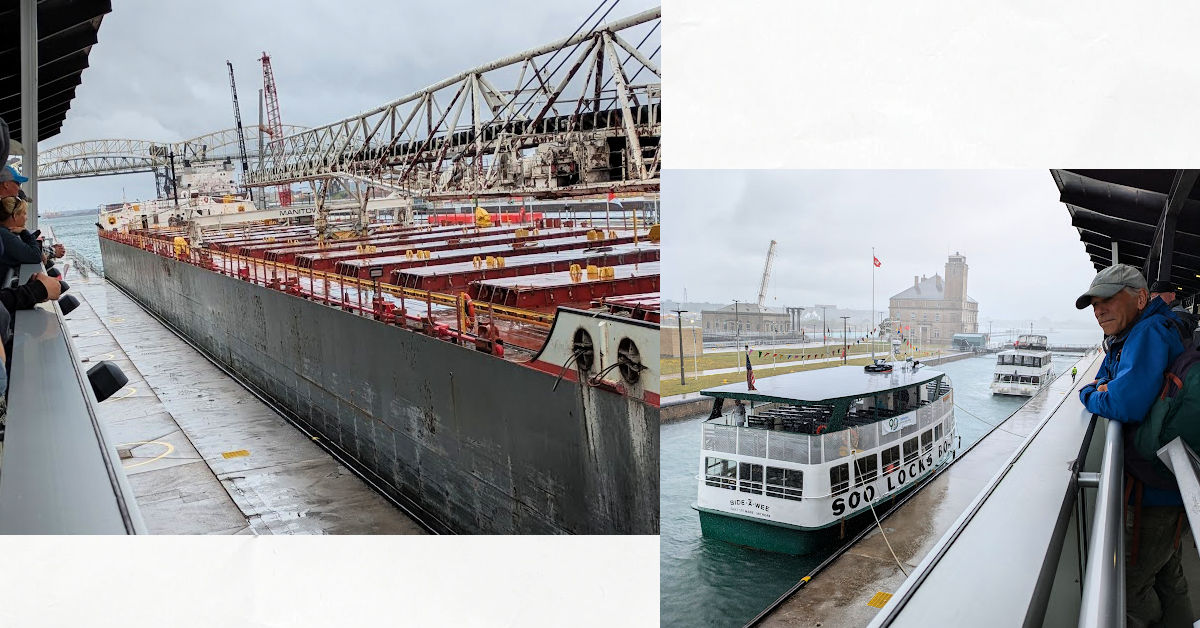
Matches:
[0,194,60,277]
[1075,264,1190,628]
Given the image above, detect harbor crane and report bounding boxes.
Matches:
[260,52,292,206]
[225,61,252,204]
[757,240,777,308]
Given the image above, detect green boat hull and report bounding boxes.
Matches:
[696,509,848,555]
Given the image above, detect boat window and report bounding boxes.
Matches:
[1031,376,1039,385]
[704,457,737,490]
[882,445,901,474]
[830,464,850,496]
[738,462,764,495]
[935,424,943,441]
[854,454,878,486]
[765,467,803,501]
[903,438,919,463]
[921,430,932,454]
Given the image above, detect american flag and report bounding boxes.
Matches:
[745,346,757,390]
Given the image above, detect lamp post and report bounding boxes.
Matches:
[733,299,741,370]
[673,309,688,385]
[840,316,851,364]
[822,306,827,345]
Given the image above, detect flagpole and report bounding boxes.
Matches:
[606,194,611,235]
[871,247,876,361]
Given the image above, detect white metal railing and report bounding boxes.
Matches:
[1078,418,1125,627]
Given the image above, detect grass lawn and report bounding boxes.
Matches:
[662,341,913,374]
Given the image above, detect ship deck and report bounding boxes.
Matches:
[103,219,659,355]
[52,272,428,534]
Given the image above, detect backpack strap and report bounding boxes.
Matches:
[1161,372,1184,399]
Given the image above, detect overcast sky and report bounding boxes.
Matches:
[663,170,1102,328]
[38,0,658,211]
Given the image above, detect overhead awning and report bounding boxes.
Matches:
[0,0,111,144]
[1052,169,1200,301]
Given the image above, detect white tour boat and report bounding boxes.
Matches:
[694,363,956,554]
[990,334,1052,396]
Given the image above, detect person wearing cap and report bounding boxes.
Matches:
[1149,280,1199,346]
[1076,263,1190,627]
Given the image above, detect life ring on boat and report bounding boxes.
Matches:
[459,292,477,328]
[815,424,827,435]
[107,216,116,225]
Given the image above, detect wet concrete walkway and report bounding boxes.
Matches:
[65,273,425,535]
[754,351,1101,626]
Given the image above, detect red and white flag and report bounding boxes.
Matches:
[873,255,882,268]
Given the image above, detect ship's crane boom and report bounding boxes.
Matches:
[226,61,251,203]
[757,240,777,308]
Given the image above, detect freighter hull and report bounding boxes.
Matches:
[100,237,658,534]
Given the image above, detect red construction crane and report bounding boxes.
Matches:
[261,51,292,206]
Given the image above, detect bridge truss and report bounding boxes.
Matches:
[37,125,308,181]
[37,6,660,211]
[246,7,660,202]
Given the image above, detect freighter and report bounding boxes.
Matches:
[91,7,662,534]
[99,190,659,535]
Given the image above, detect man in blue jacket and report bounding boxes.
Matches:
[1076,264,1188,628]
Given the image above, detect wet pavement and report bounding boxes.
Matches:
[65,274,425,535]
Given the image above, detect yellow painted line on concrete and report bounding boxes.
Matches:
[117,441,175,469]
[867,592,893,609]
[221,449,250,459]
[109,387,137,400]
[108,317,125,323]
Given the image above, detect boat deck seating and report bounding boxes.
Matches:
[741,392,945,434]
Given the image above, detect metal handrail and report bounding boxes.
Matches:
[0,264,145,533]
[1156,437,1200,559]
[1078,417,1125,627]
[101,230,558,328]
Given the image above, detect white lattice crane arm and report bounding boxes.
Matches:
[757,240,777,308]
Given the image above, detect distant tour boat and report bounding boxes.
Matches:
[991,334,1052,396]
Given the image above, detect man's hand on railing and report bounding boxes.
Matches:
[31,274,61,301]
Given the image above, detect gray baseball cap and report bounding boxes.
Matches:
[1075,264,1147,309]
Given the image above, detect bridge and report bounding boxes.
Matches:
[37,125,308,180]
[37,7,661,207]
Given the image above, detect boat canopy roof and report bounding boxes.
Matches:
[700,364,946,405]
[998,347,1052,356]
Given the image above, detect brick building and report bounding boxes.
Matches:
[888,253,979,347]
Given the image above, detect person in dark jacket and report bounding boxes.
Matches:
[0,195,46,277]
[1076,264,1190,628]
[1150,280,1199,346]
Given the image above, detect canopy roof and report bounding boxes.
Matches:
[1053,169,1200,300]
[0,0,111,144]
[701,364,946,405]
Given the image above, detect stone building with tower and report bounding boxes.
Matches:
[888,253,979,347]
